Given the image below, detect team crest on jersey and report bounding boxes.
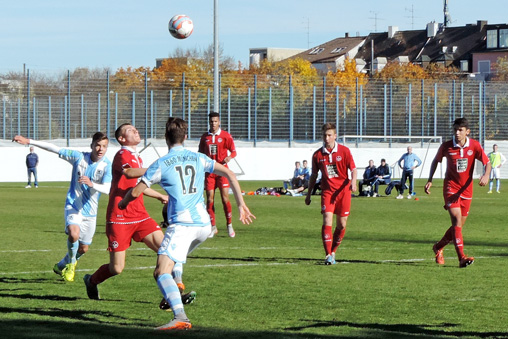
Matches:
[336,156,342,162]
[218,138,223,143]
[467,150,473,156]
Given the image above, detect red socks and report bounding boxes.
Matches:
[90,263,115,285]
[436,226,465,259]
[206,202,216,226]
[321,225,332,255]
[331,227,346,254]
[452,226,465,259]
[224,201,232,225]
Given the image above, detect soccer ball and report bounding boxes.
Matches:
[168,14,194,39]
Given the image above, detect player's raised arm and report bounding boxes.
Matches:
[212,163,255,225]
[13,135,62,154]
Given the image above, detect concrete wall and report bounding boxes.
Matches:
[3,140,504,184]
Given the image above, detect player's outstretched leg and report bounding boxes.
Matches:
[156,273,192,330]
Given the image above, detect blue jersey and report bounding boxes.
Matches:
[58,149,112,217]
[142,145,215,227]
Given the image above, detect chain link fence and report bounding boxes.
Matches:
[2,71,508,146]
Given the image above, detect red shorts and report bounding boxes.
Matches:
[321,187,352,217]
[443,192,472,216]
[106,218,161,252]
[205,173,230,191]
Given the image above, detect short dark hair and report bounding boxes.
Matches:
[381,158,386,162]
[453,118,469,129]
[92,131,108,143]
[209,112,220,119]
[165,117,187,145]
[115,123,132,142]
[322,122,336,133]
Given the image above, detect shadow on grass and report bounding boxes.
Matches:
[2,318,507,339]
[285,319,508,338]
[190,255,426,266]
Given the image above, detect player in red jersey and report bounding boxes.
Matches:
[198,112,237,238]
[425,118,491,268]
[83,123,170,299]
[305,123,357,265]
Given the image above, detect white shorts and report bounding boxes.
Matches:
[158,224,212,264]
[490,167,501,179]
[64,206,97,245]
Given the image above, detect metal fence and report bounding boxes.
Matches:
[2,70,508,146]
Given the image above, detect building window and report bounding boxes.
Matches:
[478,60,491,74]
[330,47,345,54]
[309,47,324,55]
[487,30,498,48]
[500,29,508,48]
[460,60,468,72]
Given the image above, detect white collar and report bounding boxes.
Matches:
[453,136,470,148]
[208,128,221,136]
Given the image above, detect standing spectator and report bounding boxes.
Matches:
[13,133,112,282]
[358,160,377,197]
[198,112,237,238]
[305,123,357,265]
[25,146,39,188]
[425,117,491,268]
[118,117,255,330]
[397,146,422,199]
[487,144,506,193]
[372,158,391,197]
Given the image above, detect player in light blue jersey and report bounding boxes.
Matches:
[13,133,112,282]
[119,117,255,331]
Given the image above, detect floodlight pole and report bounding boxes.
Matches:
[213,0,220,113]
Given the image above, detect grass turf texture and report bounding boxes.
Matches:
[1,180,508,338]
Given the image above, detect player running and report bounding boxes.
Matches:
[305,123,357,265]
[13,133,112,282]
[198,112,237,238]
[425,117,491,268]
[119,117,255,330]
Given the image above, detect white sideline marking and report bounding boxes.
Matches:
[0,262,294,276]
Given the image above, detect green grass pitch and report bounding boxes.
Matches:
[1,180,508,338]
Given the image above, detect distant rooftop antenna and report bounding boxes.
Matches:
[405,4,416,29]
[303,17,310,48]
[369,11,382,32]
[444,0,451,27]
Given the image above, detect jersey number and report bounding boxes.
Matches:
[175,165,197,195]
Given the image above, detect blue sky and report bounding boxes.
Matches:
[1,0,506,73]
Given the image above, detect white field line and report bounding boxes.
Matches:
[0,255,503,276]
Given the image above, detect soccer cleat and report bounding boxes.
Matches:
[497,191,501,194]
[182,291,197,305]
[25,185,31,188]
[433,244,445,265]
[155,318,192,330]
[459,256,474,268]
[208,225,218,238]
[324,253,336,265]
[83,274,100,300]
[487,190,492,194]
[35,185,38,188]
[53,263,63,276]
[160,290,197,311]
[372,193,378,197]
[407,194,412,199]
[61,262,77,282]
[227,224,236,238]
[396,194,403,199]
